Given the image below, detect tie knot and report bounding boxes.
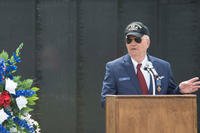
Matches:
[137,64,142,69]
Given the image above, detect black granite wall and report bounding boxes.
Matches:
[0,0,199,132]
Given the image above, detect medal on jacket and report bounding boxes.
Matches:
[156,76,164,93]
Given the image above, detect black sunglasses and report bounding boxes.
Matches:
[126,37,142,44]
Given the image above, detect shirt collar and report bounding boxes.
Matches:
[131,55,148,72]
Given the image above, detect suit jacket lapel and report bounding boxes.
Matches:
[123,54,142,94]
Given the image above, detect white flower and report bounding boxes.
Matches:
[33,120,39,126]
[22,114,31,120]
[0,109,9,124]
[10,127,17,132]
[5,78,18,94]
[36,128,41,133]
[16,96,28,110]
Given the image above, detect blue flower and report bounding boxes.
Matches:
[13,117,35,133]
[6,60,17,72]
[0,124,10,133]
[13,53,21,63]
[0,58,6,82]
[3,60,17,80]
[4,109,12,119]
[16,90,36,97]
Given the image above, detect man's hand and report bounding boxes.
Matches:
[179,77,200,94]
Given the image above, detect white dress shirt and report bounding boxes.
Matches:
[131,55,150,89]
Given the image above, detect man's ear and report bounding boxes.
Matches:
[148,38,150,47]
[144,35,150,47]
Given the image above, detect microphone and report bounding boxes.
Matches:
[144,61,158,78]
[144,61,161,95]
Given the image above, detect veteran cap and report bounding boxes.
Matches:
[124,21,150,37]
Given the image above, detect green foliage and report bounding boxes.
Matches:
[27,95,39,106]
[21,107,34,113]
[0,50,9,60]
[18,79,33,90]
[31,87,40,92]
[13,75,22,82]
[28,96,39,101]
[27,100,36,106]
[15,43,23,56]
[3,119,15,129]
[0,83,4,92]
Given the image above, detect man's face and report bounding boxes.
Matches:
[126,35,150,57]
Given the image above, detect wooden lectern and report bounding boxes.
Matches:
[106,95,197,133]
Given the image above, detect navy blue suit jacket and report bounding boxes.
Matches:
[101,54,180,107]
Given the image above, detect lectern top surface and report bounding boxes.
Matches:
[106,95,196,98]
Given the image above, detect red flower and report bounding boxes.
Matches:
[0,91,11,108]
[0,94,3,106]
